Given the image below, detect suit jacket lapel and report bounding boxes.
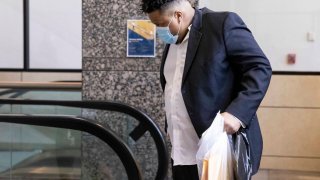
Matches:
[182,9,203,85]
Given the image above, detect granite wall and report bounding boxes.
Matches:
[82,0,198,179]
[82,0,167,179]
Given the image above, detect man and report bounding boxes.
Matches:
[141,0,272,179]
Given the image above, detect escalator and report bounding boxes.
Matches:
[0,88,169,180]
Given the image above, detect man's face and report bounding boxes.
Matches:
[148,10,181,36]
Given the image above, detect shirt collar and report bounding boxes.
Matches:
[180,25,192,43]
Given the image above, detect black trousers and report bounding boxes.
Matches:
[171,159,199,180]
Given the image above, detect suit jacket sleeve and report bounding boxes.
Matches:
[223,12,272,126]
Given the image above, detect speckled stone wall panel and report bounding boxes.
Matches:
[82,133,161,179]
[80,106,167,179]
[82,71,165,128]
[81,109,165,179]
[82,0,197,178]
[83,0,165,58]
[81,70,167,179]
[81,109,137,140]
[83,57,162,72]
[80,113,173,179]
[82,135,128,180]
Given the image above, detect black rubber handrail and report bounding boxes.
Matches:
[0,114,142,180]
[0,98,169,180]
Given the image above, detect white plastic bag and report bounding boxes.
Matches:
[196,112,234,180]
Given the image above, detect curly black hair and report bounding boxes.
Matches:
[141,0,175,13]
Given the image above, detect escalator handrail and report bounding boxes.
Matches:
[0,98,169,180]
[0,114,142,180]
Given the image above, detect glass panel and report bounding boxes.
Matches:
[0,0,23,69]
[29,0,82,70]
[0,89,83,179]
[0,117,134,180]
[0,89,82,115]
[0,124,81,180]
[0,89,163,179]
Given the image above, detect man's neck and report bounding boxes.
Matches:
[176,8,196,44]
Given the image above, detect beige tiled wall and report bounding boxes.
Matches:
[261,75,320,107]
[0,72,22,81]
[22,72,81,82]
[0,72,81,82]
[254,75,320,179]
[258,108,320,158]
[253,169,320,180]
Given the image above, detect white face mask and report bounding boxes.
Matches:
[156,15,182,44]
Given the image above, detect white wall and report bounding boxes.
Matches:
[199,0,320,72]
[29,0,82,69]
[0,0,23,69]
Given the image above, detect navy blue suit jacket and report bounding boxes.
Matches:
[160,8,272,174]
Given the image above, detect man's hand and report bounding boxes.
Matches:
[221,112,241,134]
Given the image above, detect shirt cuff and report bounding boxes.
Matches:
[229,112,246,128]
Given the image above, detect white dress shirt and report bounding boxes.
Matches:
[164,26,200,166]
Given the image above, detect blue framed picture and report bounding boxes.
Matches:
[127,20,156,57]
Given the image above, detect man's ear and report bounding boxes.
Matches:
[175,11,183,23]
